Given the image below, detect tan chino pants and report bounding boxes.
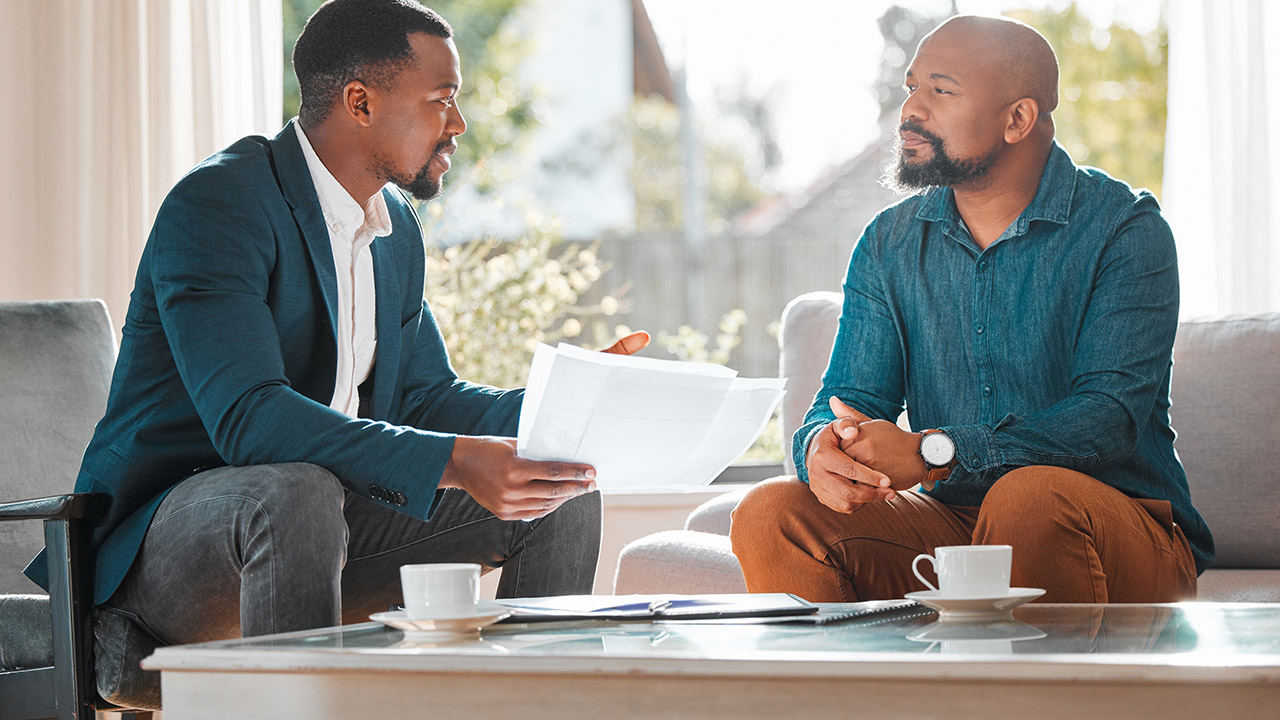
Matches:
[729,466,1197,603]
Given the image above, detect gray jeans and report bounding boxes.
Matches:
[104,462,602,645]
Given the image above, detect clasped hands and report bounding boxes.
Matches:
[440,331,651,521]
[806,396,931,514]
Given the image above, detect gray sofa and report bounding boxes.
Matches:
[614,292,1280,602]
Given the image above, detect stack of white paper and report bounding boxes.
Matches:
[517,343,786,490]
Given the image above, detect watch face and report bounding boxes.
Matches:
[920,432,955,466]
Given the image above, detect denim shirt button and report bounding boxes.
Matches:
[982,386,992,396]
[975,324,985,334]
[979,260,988,270]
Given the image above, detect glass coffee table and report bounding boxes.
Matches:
[144,602,1280,719]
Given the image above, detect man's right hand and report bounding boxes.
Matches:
[439,436,597,521]
[805,401,894,513]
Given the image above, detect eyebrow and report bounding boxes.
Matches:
[904,69,962,86]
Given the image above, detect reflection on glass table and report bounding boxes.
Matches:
[244,603,1280,664]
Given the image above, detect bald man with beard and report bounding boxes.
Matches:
[730,15,1211,604]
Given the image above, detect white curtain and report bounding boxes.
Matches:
[0,0,282,327]
[1163,0,1280,318]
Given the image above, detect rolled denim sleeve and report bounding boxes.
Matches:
[793,218,907,482]
[939,195,1179,487]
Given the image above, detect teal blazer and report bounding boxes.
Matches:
[26,121,522,604]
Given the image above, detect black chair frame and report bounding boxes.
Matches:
[0,493,149,720]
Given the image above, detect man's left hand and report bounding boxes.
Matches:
[830,397,929,491]
[601,330,651,356]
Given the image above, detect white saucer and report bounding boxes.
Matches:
[371,601,511,640]
[904,587,1045,621]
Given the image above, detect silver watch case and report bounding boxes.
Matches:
[920,431,956,468]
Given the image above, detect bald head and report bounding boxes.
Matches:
[924,15,1059,119]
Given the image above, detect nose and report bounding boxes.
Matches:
[901,89,926,125]
[448,102,466,138]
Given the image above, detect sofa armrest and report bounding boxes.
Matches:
[0,493,109,521]
[684,486,754,535]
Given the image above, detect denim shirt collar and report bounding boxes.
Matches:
[915,141,1077,240]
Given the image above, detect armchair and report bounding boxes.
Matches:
[0,300,154,719]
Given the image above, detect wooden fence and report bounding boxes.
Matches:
[582,230,856,379]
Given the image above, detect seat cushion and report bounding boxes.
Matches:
[614,530,746,594]
[0,594,53,670]
[1171,314,1280,569]
[1194,569,1280,603]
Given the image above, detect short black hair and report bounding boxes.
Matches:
[292,0,453,127]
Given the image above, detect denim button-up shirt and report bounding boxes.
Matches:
[795,143,1213,574]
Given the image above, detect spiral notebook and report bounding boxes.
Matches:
[780,599,932,625]
[674,599,932,626]
[493,593,817,623]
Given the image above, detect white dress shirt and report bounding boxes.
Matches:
[294,123,393,417]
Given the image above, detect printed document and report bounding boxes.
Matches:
[517,343,786,490]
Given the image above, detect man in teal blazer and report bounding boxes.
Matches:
[26,0,644,703]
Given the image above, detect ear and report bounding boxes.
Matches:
[341,81,373,128]
[1003,97,1040,145]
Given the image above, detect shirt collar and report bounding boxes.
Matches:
[915,141,1077,234]
[293,121,393,243]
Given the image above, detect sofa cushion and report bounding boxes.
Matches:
[614,530,747,594]
[1195,569,1280,602]
[1171,314,1280,569]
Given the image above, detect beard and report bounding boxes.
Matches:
[378,140,452,201]
[396,162,442,202]
[886,121,997,193]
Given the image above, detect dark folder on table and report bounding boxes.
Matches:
[493,593,817,623]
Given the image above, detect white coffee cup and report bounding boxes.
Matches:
[400,563,481,619]
[911,544,1012,598]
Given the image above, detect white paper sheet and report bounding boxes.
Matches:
[517,343,786,490]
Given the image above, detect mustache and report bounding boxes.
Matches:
[899,120,943,146]
[433,140,457,157]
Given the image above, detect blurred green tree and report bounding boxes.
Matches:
[1009,4,1168,198]
[425,231,632,389]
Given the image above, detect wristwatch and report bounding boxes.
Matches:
[918,429,956,485]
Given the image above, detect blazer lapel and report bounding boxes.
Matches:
[271,120,339,341]
[370,221,402,419]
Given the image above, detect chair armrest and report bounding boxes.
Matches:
[0,493,109,521]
